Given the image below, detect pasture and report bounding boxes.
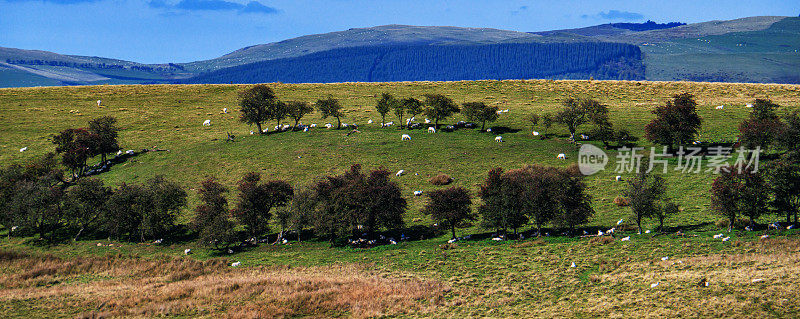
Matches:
[1,79,800,317]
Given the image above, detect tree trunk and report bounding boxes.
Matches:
[481,120,486,131]
[336,117,341,129]
[74,226,85,242]
[435,119,440,129]
[451,226,456,240]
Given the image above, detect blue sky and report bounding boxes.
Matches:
[0,0,797,63]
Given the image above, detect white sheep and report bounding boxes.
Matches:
[282,124,290,130]
[367,119,373,124]
[715,105,724,110]
[202,120,211,126]
[746,104,753,108]
[487,128,492,132]
[222,108,228,113]
[401,134,411,141]
[428,127,436,133]
[557,153,566,160]
[615,176,622,181]
[184,248,192,255]
[532,131,540,136]
[722,237,730,242]
[650,282,660,288]
[621,236,630,241]
[96,100,102,107]
[424,119,431,124]
[617,218,624,225]
[303,127,309,132]
[713,233,723,239]
[495,136,503,142]
[231,261,241,267]
[19,147,27,152]
[262,128,268,133]
[413,190,423,196]
[396,170,405,176]
[580,134,589,140]
[250,130,255,135]
[310,124,317,128]
[325,123,333,129]
[570,262,576,268]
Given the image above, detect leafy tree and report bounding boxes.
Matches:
[541,113,555,136]
[0,154,62,235]
[64,178,111,241]
[104,183,150,241]
[738,99,784,150]
[654,202,679,232]
[462,102,499,131]
[776,111,800,158]
[142,175,187,240]
[393,98,407,128]
[8,177,65,242]
[376,93,396,126]
[288,189,316,242]
[88,116,120,164]
[286,101,314,128]
[644,93,703,153]
[478,168,528,236]
[239,84,278,134]
[623,158,667,234]
[192,177,237,249]
[551,165,595,231]
[53,128,99,179]
[711,168,768,231]
[271,101,289,129]
[524,113,540,130]
[422,186,474,239]
[423,94,459,129]
[554,98,608,141]
[402,97,424,122]
[766,155,800,223]
[316,96,344,129]
[233,172,293,240]
[362,168,406,236]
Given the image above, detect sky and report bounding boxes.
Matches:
[0,0,797,64]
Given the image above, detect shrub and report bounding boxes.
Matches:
[429,174,454,186]
[644,93,702,152]
[589,236,615,245]
[233,172,293,240]
[613,196,630,206]
[192,177,237,250]
[422,186,474,239]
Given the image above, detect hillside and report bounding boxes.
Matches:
[184,42,644,84]
[2,81,800,317]
[1,16,799,87]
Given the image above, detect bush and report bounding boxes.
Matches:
[429,174,454,186]
[589,236,615,245]
[613,196,630,206]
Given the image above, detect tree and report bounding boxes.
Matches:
[376,93,396,126]
[53,128,100,179]
[462,102,499,131]
[286,101,314,128]
[524,113,540,130]
[422,186,474,239]
[288,189,316,242]
[654,202,679,232]
[554,98,608,141]
[192,177,237,249]
[239,84,278,134]
[623,158,667,234]
[8,177,65,242]
[766,155,800,223]
[644,93,703,153]
[316,96,344,129]
[393,98,407,128]
[271,101,289,129]
[142,175,187,240]
[0,153,62,235]
[738,99,784,150]
[423,94,459,129]
[541,113,555,137]
[711,168,768,231]
[478,168,529,236]
[362,168,406,236]
[104,183,150,241]
[233,172,293,240]
[64,178,111,241]
[88,116,120,164]
[402,97,424,122]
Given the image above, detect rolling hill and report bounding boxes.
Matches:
[1,16,799,87]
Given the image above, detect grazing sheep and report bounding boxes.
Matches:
[615,176,622,181]
[96,100,102,107]
[310,124,317,128]
[788,225,795,230]
[222,108,228,113]
[282,124,291,130]
[262,128,268,133]
[227,249,234,254]
[203,120,211,126]
[231,261,241,267]
[396,170,405,176]
[303,127,309,132]
[250,130,255,135]
[645,230,651,234]
[487,128,492,132]
[325,123,333,129]
[154,239,163,244]
[532,131,540,136]
[713,233,723,239]
[570,262,576,268]
[428,127,436,133]
[495,136,503,142]
[413,190,423,196]
[580,134,589,140]
[557,153,566,160]
[761,234,769,239]
[19,147,27,152]
[715,105,724,110]
[184,249,192,255]
[367,119,373,124]
[425,119,431,124]
[621,236,630,241]
[617,218,624,225]
[650,282,660,288]
[401,134,411,141]
[746,104,753,108]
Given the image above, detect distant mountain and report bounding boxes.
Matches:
[182,25,541,72]
[1,16,798,87]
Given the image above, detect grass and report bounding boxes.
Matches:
[1,79,800,317]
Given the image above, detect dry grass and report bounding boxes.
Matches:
[613,196,630,207]
[0,250,447,318]
[429,174,454,186]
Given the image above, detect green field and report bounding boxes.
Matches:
[1,80,800,317]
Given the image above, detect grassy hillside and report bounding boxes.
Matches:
[2,80,800,318]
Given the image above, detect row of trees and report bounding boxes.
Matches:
[375,93,502,130]
[0,154,187,243]
[52,116,120,178]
